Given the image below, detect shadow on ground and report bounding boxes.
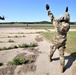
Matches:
[64,52,75,71]
[52,52,76,72]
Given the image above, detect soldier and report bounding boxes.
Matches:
[46,4,70,73]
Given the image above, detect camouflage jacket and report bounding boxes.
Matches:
[47,7,70,46]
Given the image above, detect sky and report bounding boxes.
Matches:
[0,0,76,22]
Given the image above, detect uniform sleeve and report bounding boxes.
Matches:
[46,9,59,30]
[46,4,58,29]
[47,10,54,23]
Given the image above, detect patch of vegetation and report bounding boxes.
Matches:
[23,35,25,37]
[66,31,76,53]
[8,39,14,43]
[8,45,18,49]
[18,43,29,48]
[18,42,38,48]
[8,57,33,65]
[8,36,11,38]
[8,35,25,38]
[15,35,20,38]
[0,45,18,50]
[29,42,38,47]
[2,46,8,50]
[0,42,38,51]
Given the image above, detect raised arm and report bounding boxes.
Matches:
[46,4,55,23]
[65,7,70,22]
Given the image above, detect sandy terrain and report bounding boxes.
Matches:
[0,28,76,75]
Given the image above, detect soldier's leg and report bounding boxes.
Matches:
[59,47,65,73]
[49,44,56,62]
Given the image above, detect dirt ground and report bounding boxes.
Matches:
[0,28,76,75]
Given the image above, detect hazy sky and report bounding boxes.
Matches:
[0,0,75,22]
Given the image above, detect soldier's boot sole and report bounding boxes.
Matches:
[60,65,64,73]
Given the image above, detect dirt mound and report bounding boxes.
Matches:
[35,35,43,42]
[0,65,16,75]
[0,47,41,75]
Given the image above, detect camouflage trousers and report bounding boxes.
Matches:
[50,42,65,66]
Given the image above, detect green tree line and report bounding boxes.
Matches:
[0,21,76,24]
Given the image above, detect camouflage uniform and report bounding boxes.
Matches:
[46,4,70,70]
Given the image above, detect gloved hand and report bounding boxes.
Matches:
[65,6,68,12]
[46,4,50,10]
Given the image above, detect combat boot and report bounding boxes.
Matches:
[60,65,64,73]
